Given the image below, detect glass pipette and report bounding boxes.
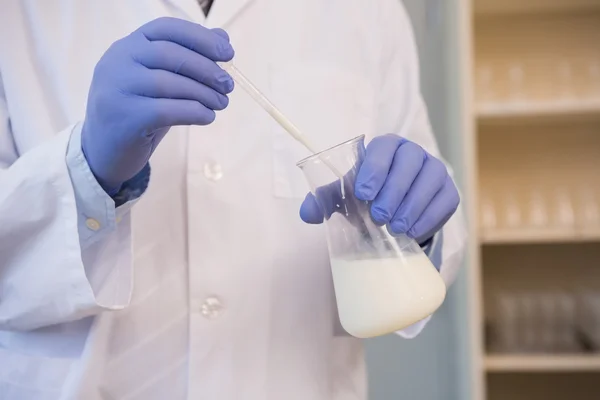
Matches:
[219,62,320,155]
[219,61,404,256]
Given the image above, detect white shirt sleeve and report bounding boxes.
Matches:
[0,74,144,331]
[374,0,468,339]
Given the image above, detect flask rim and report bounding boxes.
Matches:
[296,134,365,169]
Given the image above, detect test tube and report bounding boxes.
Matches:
[219,61,320,155]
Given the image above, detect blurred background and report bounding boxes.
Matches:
[366,0,600,399]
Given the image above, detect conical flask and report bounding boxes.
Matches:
[297,135,446,338]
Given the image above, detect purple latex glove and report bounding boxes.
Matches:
[300,134,460,244]
[82,18,235,195]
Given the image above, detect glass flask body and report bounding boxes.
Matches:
[297,135,446,338]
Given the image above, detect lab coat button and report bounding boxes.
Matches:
[201,296,223,319]
[86,218,101,231]
[203,162,223,182]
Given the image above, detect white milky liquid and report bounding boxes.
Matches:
[330,253,447,338]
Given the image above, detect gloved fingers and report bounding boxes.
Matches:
[370,140,424,225]
[406,175,460,243]
[389,154,448,235]
[355,134,405,201]
[300,193,325,224]
[138,17,234,62]
[144,98,216,128]
[130,68,229,111]
[211,28,230,41]
[137,40,234,95]
[300,176,349,224]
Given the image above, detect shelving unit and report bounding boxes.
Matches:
[487,373,600,400]
[477,99,600,120]
[474,0,600,16]
[462,0,600,399]
[480,229,600,245]
[485,354,600,372]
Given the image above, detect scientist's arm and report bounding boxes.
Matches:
[0,18,235,331]
[0,72,134,331]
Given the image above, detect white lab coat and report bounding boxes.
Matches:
[0,0,467,399]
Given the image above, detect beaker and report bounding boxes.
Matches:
[297,135,446,339]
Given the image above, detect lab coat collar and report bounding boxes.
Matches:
[164,0,254,28]
[207,0,254,28]
[162,0,206,23]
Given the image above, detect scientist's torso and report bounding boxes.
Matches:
[0,1,416,399]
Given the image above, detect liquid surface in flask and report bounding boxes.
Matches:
[330,252,446,338]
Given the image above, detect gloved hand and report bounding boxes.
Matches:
[82,17,235,194]
[300,134,460,245]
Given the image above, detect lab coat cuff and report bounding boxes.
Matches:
[113,163,151,208]
[65,123,143,248]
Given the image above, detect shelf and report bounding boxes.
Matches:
[470,1,600,399]
[481,228,600,245]
[481,243,600,344]
[478,123,600,243]
[486,354,600,372]
[475,0,600,16]
[476,99,600,121]
[481,243,600,293]
[474,12,600,114]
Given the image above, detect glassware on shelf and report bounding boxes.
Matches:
[587,58,600,100]
[553,187,575,230]
[531,56,553,103]
[480,193,498,230]
[527,187,549,229]
[493,290,583,355]
[495,291,520,353]
[555,60,575,103]
[477,65,496,106]
[503,192,522,229]
[538,292,557,352]
[556,292,578,353]
[507,62,526,106]
[577,291,600,351]
[577,186,600,232]
[519,293,538,353]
